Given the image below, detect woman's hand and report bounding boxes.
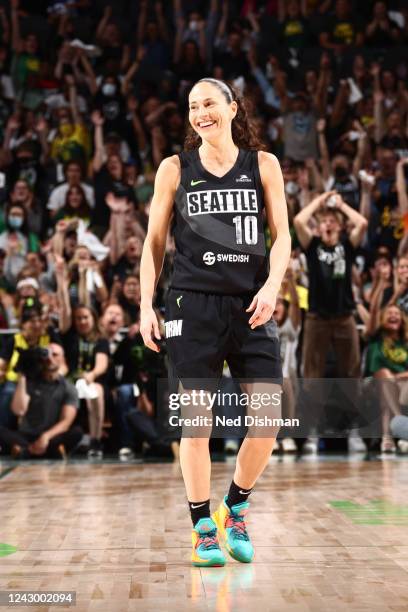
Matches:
[246,282,278,329]
[140,306,161,352]
[83,372,95,385]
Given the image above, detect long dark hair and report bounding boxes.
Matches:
[5,202,29,235]
[62,185,91,219]
[184,78,266,151]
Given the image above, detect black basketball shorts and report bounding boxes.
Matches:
[164,289,282,388]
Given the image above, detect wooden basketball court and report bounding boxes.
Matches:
[1,455,408,611]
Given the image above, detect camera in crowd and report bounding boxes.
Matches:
[15,347,50,380]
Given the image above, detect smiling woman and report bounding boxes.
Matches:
[140,76,291,568]
[185,78,264,152]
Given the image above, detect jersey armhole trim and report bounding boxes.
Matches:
[253,150,263,205]
[178,151,189,169]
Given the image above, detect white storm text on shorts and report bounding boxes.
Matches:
[165,319,183,338]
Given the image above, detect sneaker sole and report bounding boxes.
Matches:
[212,510,254,564]
[191,559,226,567]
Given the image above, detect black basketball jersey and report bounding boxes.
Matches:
[170,148,269,295]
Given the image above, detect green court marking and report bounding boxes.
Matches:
[0,467,18,557]
[330,500,408,525]
[0,467,16,481]
[0,544,18,558]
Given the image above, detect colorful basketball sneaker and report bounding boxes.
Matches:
[191,517,226,567]
[212,496,254,563]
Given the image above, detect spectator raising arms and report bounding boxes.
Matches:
[56,256,109,459]
[294,191,368,378]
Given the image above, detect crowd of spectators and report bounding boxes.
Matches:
[0,0,408,460]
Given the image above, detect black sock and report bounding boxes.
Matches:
[226,480,252,508]
[188,499,210,526]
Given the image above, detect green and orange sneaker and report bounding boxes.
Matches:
[212,496,254,563]
[191,517,226,567]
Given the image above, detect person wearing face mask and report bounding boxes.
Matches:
[93,75,125,136]
[9,179,45,238]
[0,203,39,285]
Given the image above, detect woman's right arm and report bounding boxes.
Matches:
[55,256,72,334]
[140,156,180,352]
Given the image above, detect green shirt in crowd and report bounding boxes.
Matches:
[366,334,408,376]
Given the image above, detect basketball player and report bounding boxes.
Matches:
[140,79,290,566]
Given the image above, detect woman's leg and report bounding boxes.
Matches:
[178,386,213,525]
[233,381,281,490]
[234,437,276,490]
[374,369,400,446]
[86,383,105,440]
[179,437,211,501]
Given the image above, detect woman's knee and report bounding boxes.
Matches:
[180,437,210,450]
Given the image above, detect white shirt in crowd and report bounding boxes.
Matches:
[47,182,95,211]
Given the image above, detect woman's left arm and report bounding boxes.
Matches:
[247,152,291,329]
[85,352,109,383]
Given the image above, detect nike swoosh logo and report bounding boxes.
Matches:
[191,179,206,186]
[191,503,206,509]
[176,296,183,308]
[239,490,251,495]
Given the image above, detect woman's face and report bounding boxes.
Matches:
[74,307,94,336]
[189,81,237,142]
[383,306,402,333]
[68,186,83,209]
[397,258,408,285]
[8,206,25,231]
[122,277,140,303]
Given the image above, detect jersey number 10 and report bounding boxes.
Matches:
[232,215,258,245]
